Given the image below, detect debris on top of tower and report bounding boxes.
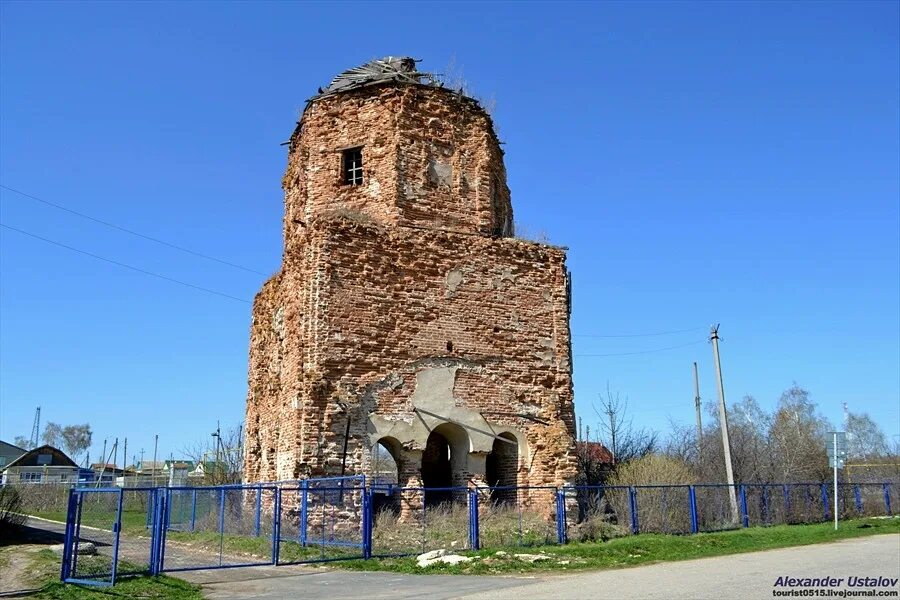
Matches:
[314,56,439,99]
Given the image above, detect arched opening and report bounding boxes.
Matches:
[486,432,519,504]
[371,437,402,516]
[422,422,469,508]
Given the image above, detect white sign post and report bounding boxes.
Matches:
[827,431,847,530]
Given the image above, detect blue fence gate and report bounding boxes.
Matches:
[61,487,159,587]
[277,475,368,564]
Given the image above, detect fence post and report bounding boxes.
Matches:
[190,489,197,532]
[782,484,790,521]
[556,488,568,544]
[629,486,639,534]
[148,490,158,575]
[884,482,893,516]
[820,484,830,520]
[272,487,281,565]
[300,480,309,547]
[468,488,480,551]
[254,485,262,537]
[60,489,77,581]
[155,489,169,573]
[762,486,770,525]
[853,485,862,514]
[363,488,373,559]
[688,486,699,534]
[218,487,226,566]
[739,485,749,528]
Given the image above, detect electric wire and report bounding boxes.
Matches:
[1,223,251,304]
[572,326,704,338]
[574,339,706,357]
[1,184,266,275]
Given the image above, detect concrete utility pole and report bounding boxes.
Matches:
[710,325,739,523]
[833,432,839,531]
[693,362,703,461]
[152,434,159,487]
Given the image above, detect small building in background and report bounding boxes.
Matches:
[88,463,125,485]
[1,444,80,484]
[0,440,26,471]
[163,460,194,486]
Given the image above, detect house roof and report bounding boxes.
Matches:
[576,441,615,464]
[0,439,26,458]
[3,445,78,470]
[90,463,124,472]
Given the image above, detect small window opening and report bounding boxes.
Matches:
[342,147,363,185]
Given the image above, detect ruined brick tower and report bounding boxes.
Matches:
[244,57,576,501]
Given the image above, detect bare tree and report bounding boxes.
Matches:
[767,384,831,482]
[673,385,836,485]
[594,384,657,468]
[42,422,63,448]
[13,436,33,450]
[182,423,244,485]
[61,424,93,463]
[846,411,889,460]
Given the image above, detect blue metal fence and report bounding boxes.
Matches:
[60,479,895,586]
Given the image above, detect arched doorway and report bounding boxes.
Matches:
[421,422,469,508]
[371,437,401,516]
[486,432,518,504]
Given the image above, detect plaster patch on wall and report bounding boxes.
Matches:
[427,159,453,186]
[445,268,465,298]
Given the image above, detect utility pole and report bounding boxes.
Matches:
[212,421,222,484]
[152,434,159,487]
[710,325,739,523]
[833,432,839,531]
[606,404,618,466]
[693,362,703,462]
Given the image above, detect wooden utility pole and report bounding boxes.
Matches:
[693,362,703,461]
[710,325,739,523]
[606,404,618,466]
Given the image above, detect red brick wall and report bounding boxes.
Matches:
[245,79,575,494]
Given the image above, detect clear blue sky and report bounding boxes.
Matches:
[1,1,898,466]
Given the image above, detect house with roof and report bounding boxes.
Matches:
[188,460,230,482]
[163,460,194,486]
[1,444,84,484]
[0,440,26,471]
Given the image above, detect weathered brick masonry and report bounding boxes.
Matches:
[244,58,576,511]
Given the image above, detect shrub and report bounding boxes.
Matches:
[0,486,26,537]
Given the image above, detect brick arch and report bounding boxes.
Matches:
[422,422,470,507]
[486,431,519,505]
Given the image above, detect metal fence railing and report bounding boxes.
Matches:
[60,478,896,586]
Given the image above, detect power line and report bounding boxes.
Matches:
[0,184,267,276]
[572,326,704,338]
[574,340,705,357]
[1,223,251,304]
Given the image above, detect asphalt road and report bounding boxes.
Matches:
[189,534,900,600]
[460,534,900,600]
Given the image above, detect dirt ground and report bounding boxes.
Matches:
[0,524,64,596]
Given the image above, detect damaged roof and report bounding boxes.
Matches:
[312,56,439,99]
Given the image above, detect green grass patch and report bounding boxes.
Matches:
[22,549,202,599]
[26,510,149,535]
[164,530,361,563]
[339,516,900,575]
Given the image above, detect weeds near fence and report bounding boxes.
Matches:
[342,516,900,575]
